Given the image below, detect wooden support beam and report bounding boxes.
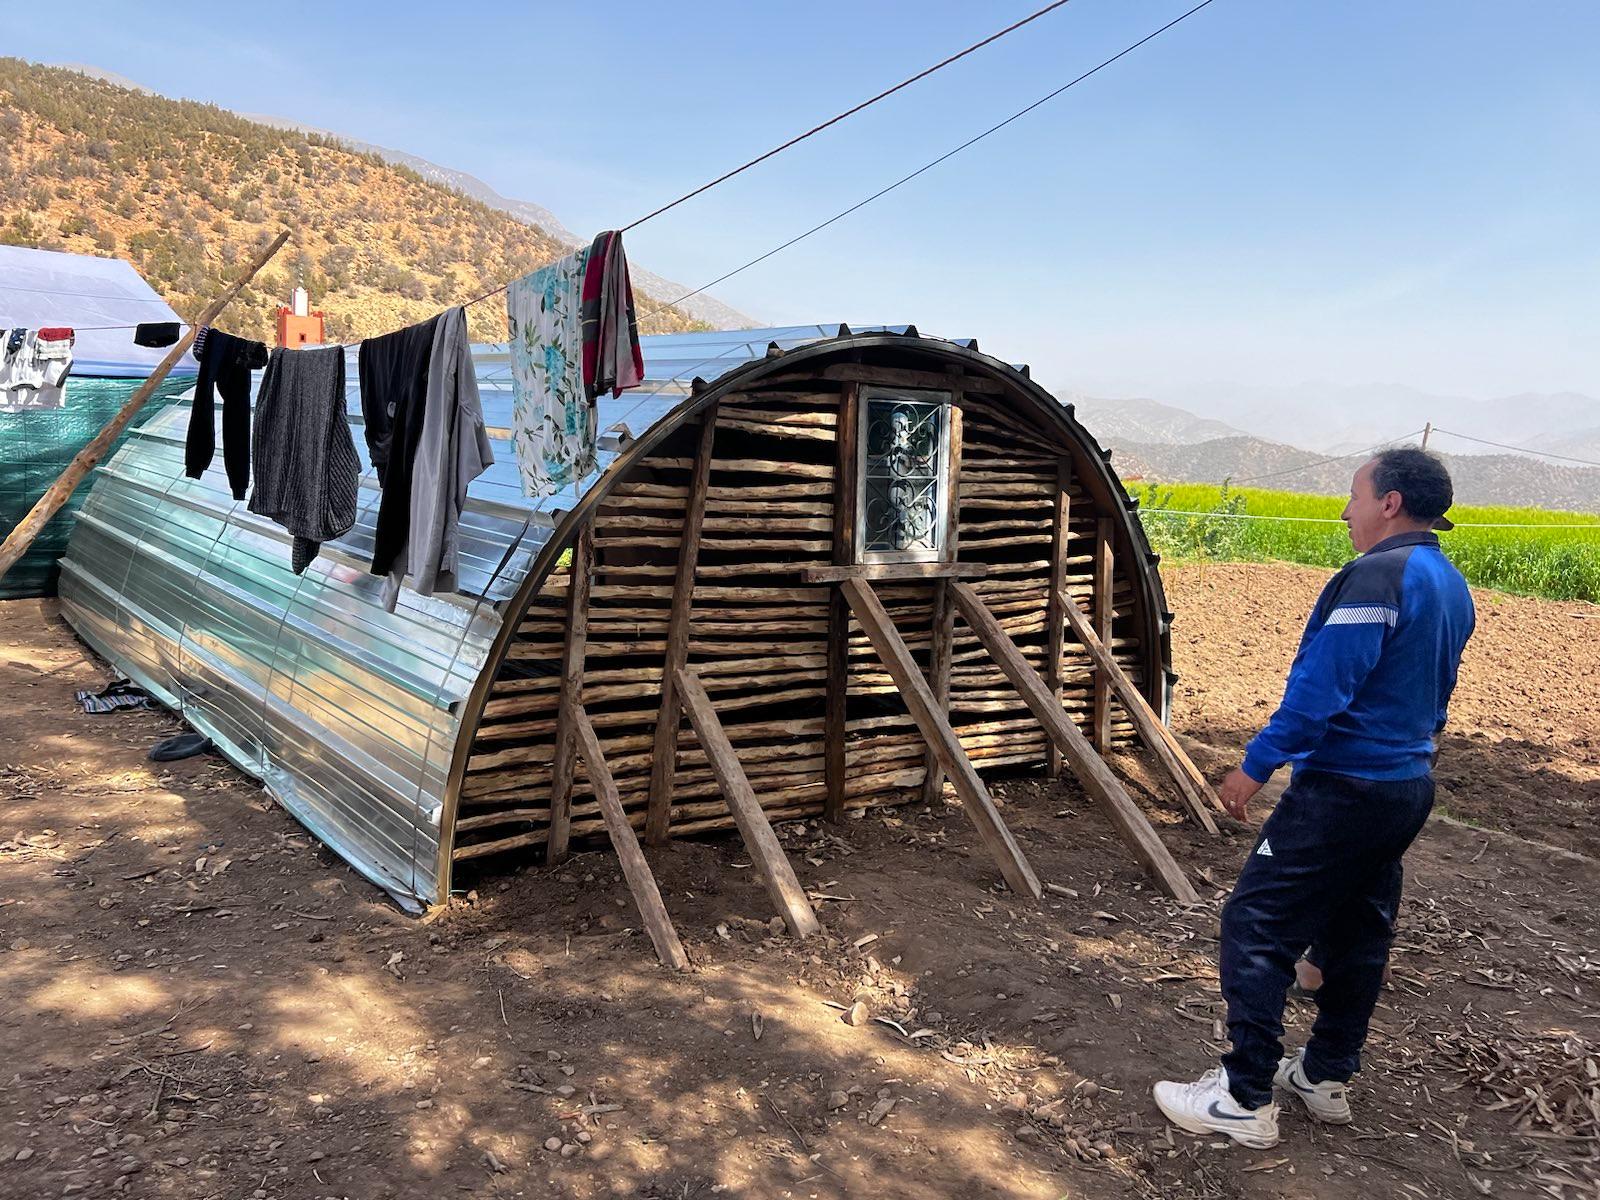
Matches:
[922,400,963,805]
[947,582,1197,902]
[840,577,1042,900]
[646,409,717,845]
[1044,461,1072,780]
[802,561,987,583]
[1091,516,1115,752]
[571,707,690,971]
[824,384,860,823]
[546,519,594,864]
[674,665,821,938]
[820,363,1005,394]
[1057,586,1222,831]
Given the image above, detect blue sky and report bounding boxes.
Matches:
[9,0,1599,401]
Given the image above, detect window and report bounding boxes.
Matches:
[858,388,951,561]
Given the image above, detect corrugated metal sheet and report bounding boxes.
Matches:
[59,324,949,909]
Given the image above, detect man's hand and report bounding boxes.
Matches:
[1219,768,1264,821]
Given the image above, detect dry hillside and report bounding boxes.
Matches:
[0,59,704,343]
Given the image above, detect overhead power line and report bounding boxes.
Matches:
[461,0,1088,311]
[1430,427,1600,470]
[618,0,1080,234]
[646,0,1220,316]
[1225,430,1425,485]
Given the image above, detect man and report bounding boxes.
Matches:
[1153,448,1475,1149]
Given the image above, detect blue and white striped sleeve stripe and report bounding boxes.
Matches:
[1323,604,1398,627]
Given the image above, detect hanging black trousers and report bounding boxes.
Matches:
[1219,769,1434,1108]
[186,330,267,500]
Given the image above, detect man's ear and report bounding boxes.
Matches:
[1382,490,1405,518]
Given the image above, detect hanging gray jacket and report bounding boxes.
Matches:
[381,306,495,610]
[248,344,358,574]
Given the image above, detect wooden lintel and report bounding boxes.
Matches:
[824,384,860,824]
[546,518,594,864]
[820,363,1004,394]
[674,665,821,938]
[1057,586,1222,831]
[948,581,1198,902]
[1091,517,1115,752]
[840,577,1042,900]
[1044,461,1072,780]
[572,706,691,971]
[646,409,717,845]
[802,561,988,583]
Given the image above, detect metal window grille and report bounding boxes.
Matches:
[858,388,950,560]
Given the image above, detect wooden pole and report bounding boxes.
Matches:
[1044,460,1072,779]
[0,229,290,585]
[1091,517,1115,752]
[841,577,1042,901]
[1058,585,1223,827]
[645,408,716,845]
[949,582,1197,902]
[824,383,860,823]
[1421,422,1432,451]
[572,706,690,971]
[921,399,963,805]
[674,664,821,938]
[547,519,594,864]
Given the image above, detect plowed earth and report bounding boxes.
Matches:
[2,562,1596,1200]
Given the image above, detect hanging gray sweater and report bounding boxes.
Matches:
[248,344,359,574]
[380,307,494,610]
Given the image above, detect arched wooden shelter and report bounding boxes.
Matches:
[61,325,1211,925]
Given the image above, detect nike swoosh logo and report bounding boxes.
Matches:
[1289,1077,1318,1095]
[1206,1100,1260,1122]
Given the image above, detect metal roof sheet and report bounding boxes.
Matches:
[59,322,956,908]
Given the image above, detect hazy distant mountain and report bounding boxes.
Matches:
[55,63,757,332]
[1166,380,1600,459]
[1517,424,1600,466]
[1109,435,1600,513]
[1066,394,1245,445]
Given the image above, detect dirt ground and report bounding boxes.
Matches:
[2,561,1596,1200]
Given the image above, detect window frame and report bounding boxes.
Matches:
[854,386,953,564]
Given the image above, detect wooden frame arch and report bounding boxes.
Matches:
[434,331,1176,900]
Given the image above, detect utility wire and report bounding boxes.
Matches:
[1430,427,1600,470]
[618,0,1080,233]
[641,0,1219,318]
[459,0,1087,311]
[1225,429,1425,485]
[57,0,1219,337]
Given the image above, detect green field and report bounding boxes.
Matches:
[1133,483,1600,602]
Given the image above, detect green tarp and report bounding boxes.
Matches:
[0,376,190,599]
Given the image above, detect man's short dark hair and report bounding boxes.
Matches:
[1369,448,1453,522]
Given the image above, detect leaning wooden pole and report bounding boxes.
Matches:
[841,577,1043,901]
[572,706,690,971]
[949,582,1198,903]
[1057,586,1223,828]
[0,229,290,585]
[674,664,821,938]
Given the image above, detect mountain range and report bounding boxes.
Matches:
[56,63,755,333]
[0,59,719,343]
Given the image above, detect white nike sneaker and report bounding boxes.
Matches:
[1152,1067,1280,1148]
[1274,1049,1352,1124]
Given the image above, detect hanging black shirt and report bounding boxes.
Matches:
[358,315,440,576]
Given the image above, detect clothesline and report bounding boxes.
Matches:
[1141,508,1600,530]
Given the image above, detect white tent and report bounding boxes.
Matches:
[0,245,193,378]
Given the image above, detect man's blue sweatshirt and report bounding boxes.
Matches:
[1241,531,1476,783]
